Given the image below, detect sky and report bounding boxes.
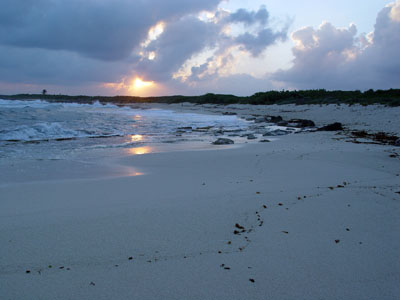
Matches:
[0,0,399,96]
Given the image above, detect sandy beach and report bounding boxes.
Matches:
[1,104,399,300]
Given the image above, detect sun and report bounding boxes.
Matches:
[132,78,154,90]
[103,76,159,96]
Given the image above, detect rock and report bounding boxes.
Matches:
[263,129,290,136]
[193,126,213,132]
[395,138,400,146]
[247,134,257,140]
[235,223,245,230]
[222,112,237,115]
[177,126,192,130]
[267,115,283,123]
[259,139,271,143]
[212,138,234,145]
[288,119,316,128]
[318,122,343,131]
[277,121,288,126]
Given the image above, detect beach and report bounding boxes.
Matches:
[1,104,399,299]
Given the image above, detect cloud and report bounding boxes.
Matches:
[235,28,287,57]
[272,0,400,90]
[228,6,269,26]
[163,6,289,86]
[135,16,220,81]
[0,45,131,85]
[390,0,400,22]
[165,73,274,96]
[0,0,221,61]
[0,1,288,95]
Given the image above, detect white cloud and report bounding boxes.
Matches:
[272,1,400,90]
[390,0,400,22]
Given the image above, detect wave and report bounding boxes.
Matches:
[0,122,122,142]
[0,98,121,109]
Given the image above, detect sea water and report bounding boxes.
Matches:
[0,99,253,161]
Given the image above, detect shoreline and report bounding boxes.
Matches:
[1,104,399,299]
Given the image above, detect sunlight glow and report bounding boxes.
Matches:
[102,75,163,97]
[131,134,143,142]
[390,1,400,22]
[127,146,152,155]
[142,22,165,47]
[148,51,156,60]
[132,78,154,90]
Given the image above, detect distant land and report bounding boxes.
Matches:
[2,89,400,106]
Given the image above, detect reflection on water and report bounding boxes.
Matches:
[127,146,153,155]
[131,134,143,142]
[127,170,145,176]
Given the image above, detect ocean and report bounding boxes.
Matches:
[0,99,253,161]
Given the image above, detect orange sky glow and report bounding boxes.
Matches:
[102,77,162,96]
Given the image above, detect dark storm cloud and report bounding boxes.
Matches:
[135,16,220,81]
[0,45,133,85]
[0,0,221,61]
[0,1,288,92]
[272,1,400,90]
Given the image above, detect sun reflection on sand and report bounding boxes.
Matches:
[127,146,153,155]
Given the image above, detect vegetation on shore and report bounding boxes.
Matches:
[1,89,400,106]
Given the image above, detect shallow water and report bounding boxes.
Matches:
[0,99,253,161]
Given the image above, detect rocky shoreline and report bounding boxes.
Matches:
[162,103,400,147]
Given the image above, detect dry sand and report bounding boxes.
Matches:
[1,104,399,299]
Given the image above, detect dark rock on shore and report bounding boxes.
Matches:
[288,119,316,128]
[267,115,283,123]
[395,139,400,146]
[318,122,343,131]
[177,126,192,130]
[212,138,234,145]
[222,112,237,115]
[247,134,257,140]
[193,126,213,132]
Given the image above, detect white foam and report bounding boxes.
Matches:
[0,122,85,141]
